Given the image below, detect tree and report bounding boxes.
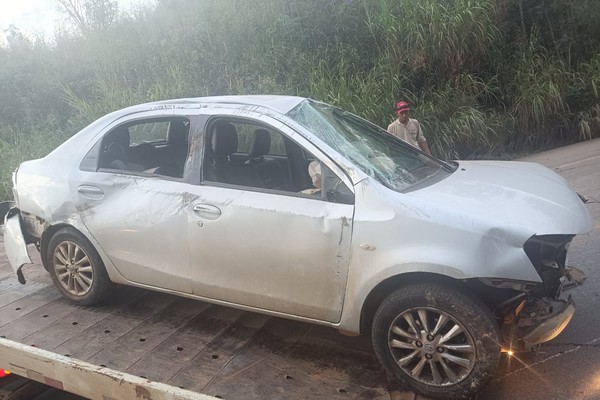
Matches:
[57,0,118,35]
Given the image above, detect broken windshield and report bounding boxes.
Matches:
[288,100,451,192]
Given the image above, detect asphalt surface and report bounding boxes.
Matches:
[475,139,600,400]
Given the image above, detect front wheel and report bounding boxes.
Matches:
[372,283,500,399]
[46,227,112,305]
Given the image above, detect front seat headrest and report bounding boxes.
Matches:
[248,129,271,159]
[212,121,238,157]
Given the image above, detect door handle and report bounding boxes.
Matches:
[77,185,104,200]
[192,204,222,220]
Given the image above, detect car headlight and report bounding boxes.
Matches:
[523,234,574,297]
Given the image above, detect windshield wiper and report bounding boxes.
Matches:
[440,159,459,172]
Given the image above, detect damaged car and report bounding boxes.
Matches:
[1,96,592,399]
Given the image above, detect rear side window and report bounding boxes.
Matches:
[129,121,170,145]
[82,117,191,179]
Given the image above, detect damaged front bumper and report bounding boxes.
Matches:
[519,296,575,346]
[498,266,586,352]
[1,205,31,284]
[501,295,577,351]
[498,233,588,351]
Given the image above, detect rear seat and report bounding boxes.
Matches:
[155,120,190,178]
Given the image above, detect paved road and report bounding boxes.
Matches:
[394,138,600,400]
[476,138,600,400]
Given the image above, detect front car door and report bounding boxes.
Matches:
[186,112,355,322]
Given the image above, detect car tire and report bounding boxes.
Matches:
[46,227,112,305]
[372,283,500,400]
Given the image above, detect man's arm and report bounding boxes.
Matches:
[415,120,431,156]
[419,140,431,156]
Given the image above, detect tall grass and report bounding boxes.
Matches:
[362,0,501,80]
[0,125,69,201]
[416,74,507,159]
[306,52,405,123]
[1,0,600,200]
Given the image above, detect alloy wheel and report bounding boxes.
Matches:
[53,240,94,296]
[388,306,476,386]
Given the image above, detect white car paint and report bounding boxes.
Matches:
[2,96,592,335]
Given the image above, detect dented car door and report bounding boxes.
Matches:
[185,115,355,323]
[73,115,195,294]
[187,186,353,322]
[75,172,193,293]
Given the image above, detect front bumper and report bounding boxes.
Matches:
[2,207,31,284]
[502,295,577,351]
[521,297,575,346]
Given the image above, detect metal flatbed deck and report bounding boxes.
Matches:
[0,237,397,400]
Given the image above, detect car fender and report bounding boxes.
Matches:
[336,230,540,333]
[39,220,132,286]
[14,209,130,288]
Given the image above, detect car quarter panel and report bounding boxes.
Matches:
[14,157,77,227]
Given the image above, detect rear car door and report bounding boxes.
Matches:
[73,114,195,293]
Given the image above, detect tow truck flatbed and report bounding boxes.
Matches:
[0,238,394,400]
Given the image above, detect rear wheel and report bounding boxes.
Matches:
[46,227,112,305]
[372,283,500,399]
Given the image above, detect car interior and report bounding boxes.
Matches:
[98,118,190,179]
[203,118,322,194]
[96,116,353,203]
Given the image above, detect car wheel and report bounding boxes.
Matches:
[372,283,500,400]
[46,227,112,305]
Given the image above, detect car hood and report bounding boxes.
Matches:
[408,160,592,236]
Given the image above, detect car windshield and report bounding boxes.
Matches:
[287,100,452,192]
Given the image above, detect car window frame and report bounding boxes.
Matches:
[191,113,355,204]
[80,114,197,182]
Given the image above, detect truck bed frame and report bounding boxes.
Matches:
[0,238,391,400]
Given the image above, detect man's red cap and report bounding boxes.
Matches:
[395,101,410,112]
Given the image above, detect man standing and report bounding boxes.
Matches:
[387,101,431,156]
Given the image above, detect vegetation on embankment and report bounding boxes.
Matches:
[1,0,599,200]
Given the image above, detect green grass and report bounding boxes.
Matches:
[0,127,69,201]
[1,0,600,201]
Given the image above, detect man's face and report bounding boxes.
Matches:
[396,109,409,124]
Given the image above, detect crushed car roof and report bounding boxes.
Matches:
[145,95,306,115]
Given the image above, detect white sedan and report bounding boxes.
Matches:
[1,96,592,399]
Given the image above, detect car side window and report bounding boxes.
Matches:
[95,118,190,179]
[236,125,286,156]
[129,121,170,144]
[202,118,354,204]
